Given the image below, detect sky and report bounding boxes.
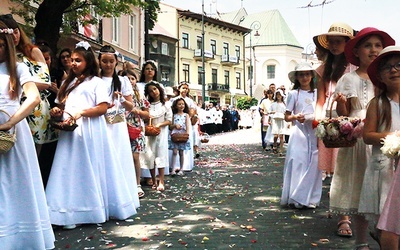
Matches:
[160,0,400,51]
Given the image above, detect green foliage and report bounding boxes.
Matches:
[236,96,258,110]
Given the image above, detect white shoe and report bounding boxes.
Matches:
[63,224,76,230]
[307,204,317,209]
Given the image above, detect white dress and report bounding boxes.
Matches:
[102,76,140,209]
[0,62,55,249]
[270,102,286,135]
[46,76,138,226]
[359,99,400,223]
[281,89,322,207]
[142,101,172,170]
[330,71,373,214]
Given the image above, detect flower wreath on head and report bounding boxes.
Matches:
[76,41,91,50]
[0,28,13,34]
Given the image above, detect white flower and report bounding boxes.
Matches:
[76,41,91,50]
[381,132,400,159]
[315,124,327,138]
[326,123,339,138]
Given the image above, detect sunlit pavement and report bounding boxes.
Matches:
[53,127,379,249]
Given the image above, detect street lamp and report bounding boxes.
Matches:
[249,21,260,97]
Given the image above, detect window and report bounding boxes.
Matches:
[212,68,218,83]
[235,45,240,59]
[183,64,190,82]
[197,36,202,50]
[161,67,170,84]
[198,66,204,85]
[224,70,229,85]
[182,33,189,48]
[267,65,276,79]
[161,42,168,55]
[129,15,136,50]
[210,39,216,55]
[236,72,241,89]
[112,17,119,44]
[223,42,229,56]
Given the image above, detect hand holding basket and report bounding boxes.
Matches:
[0,110,16,154]
[49,111,78,131]
[145,118,161,136]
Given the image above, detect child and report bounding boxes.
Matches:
[333,27,394,250]
[313,22,357,237]
[98,45,141,206]
[143,81,172,191]
[280,62,321,209]
[270,89,286,156]
[0,21,55,249]
[46,41,138,229]
[365,46,400,250]
[259,89,274,151]
[169,98,191,175]
[121,69,150,198]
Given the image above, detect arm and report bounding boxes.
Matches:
[315,77,326,120]
[335,94,351,116]
[363,99,390,145]
[72,102,108,121]
[285,110,305,123]
[0,81,40,131]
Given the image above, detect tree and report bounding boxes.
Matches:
[236,96,258,110]
[9,0,159,53]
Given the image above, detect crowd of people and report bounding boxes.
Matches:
[258,22,400,250]
[2,12,400,250]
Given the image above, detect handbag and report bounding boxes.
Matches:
[105,95,125,124]
[127,124,141,140]
[171,133,189,143]
[49,111,78,131]
[145,118,161,136]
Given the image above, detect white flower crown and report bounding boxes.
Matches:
[0,28,13,34]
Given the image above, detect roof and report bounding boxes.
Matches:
[177,9,251,34]
[149,23,178,41]
[220,9,302,48]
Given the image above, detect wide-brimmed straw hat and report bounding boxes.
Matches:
[288,62,316,83]
[367,45,400,90]
[315,22,354,50]
[345,27,395,66]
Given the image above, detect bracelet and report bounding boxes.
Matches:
[120,96,126,103]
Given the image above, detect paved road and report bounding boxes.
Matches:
[53,127,379,249]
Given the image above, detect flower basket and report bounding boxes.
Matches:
[314,103,363,148]
[0,110,16,154]
[145,118,160,136]
[171,133,189,143]
[200,133,210,143]
[49,111,78,131]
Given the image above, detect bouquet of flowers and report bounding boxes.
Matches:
[313,116,363,148]
[380,132,400,159]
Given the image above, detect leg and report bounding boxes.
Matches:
[178,150,185,175]
[353,214,369,249]
[157,168,165,191]
[171,148,179,173]
[149,168,157,190]
[278,135,284,155]
[273,135,278,153]
[133,152,144,198]
[380,230,399,250]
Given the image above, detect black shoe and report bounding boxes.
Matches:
[195,153,200,158]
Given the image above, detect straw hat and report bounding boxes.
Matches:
[345,27,395,66]
[315,22,354,49]
[165,86,175,97]
[367,45,400,90]
[288,62,316,83]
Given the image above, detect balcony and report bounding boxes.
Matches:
[194,49,215,61]
[207,83,230,92]
[221,54,239,66]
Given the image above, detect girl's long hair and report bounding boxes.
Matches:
[292,71,316,93]
[139,60,158,82]
[171,97,189,114]
[0,21,18,99]
[57,46,99,103]
[322,49,349,84]
[144,81,165,104]
[98,45,121,95]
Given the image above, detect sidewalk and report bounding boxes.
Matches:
[53,128,379,249]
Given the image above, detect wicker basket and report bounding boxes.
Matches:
[171,133,189,143]
[200,133,210,143]
[145,118,160,136]
[49,111,78,131]
[0,110,16,154]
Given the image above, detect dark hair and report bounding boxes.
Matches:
[98,45,121,94]
[177,81,190,96]
[171,97,189,114]
[322,37,351,83]
[121,69,140,102]
[139,60,158,82]
[0,21,19,99]
[37,43,54,68]
[144,81,165,104]
[274,91,285,104]
[292,71,316,92]
[57,48,72,71]
[58,45,99,103]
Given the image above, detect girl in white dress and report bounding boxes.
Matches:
[0,22,55,249]
[281,62,321,209]
[46,42,138,229]
[332,28,394,250]
[98,45,141,206]
[142,81,172,192]
[270,89,286,155]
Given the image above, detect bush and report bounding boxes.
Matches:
[236,97,258,110]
